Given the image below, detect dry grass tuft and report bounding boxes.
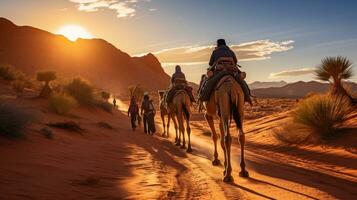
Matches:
[0,102,37,138]
[49,93,78,115]
[292,94,355,138]
[97,121,114,129]
[66,78,94,106]
[46,121,84,133]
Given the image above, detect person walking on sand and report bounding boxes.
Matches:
[128,96,139,131]
[113,98,117,108]
[141,93,156,135]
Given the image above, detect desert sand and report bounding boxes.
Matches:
[0,83,356,200]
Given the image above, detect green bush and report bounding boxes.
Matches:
[66,78,94,106]
[0,65,16,81]
[292,94,355,138]
[0,102,37,137]
[49,93,78,115]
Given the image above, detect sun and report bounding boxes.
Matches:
[57,25,92,41]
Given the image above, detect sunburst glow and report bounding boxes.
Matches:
[57,25,92,41]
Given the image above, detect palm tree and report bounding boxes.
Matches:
[315,56,354,102]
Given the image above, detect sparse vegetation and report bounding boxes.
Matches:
[47,121,84,133]
[37,71,57,98]
[97,121,114,129]
[66,78,94,106]
[94,100,113,113]
[292,94,355,138]
[49,93,78,115]
[101,91,110,100]
[12,80,26,97]
[41,127,54,139]
[0,102,37,137]
[0,65,16,81]
[315,56,354,102]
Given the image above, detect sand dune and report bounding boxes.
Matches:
[0,83,356,199]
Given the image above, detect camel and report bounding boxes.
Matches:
[158,91,178,139]
[172,90,192,153]
[204,75,249,182]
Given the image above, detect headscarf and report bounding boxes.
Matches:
[175,65,181,73]
[217,39,226,47]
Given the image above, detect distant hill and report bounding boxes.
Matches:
[0,17,170,92]
[251,81,357,98]
[249,81,287,89]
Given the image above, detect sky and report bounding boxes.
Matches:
[0,0,356,84]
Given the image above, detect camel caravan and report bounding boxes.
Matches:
[128,39,252,182]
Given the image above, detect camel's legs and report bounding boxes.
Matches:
[223,118,233,182]
[186,113,192,153]
[177,110,186,149]
[238,127,249,177]
[161,114,166,137]
[219,121,227,172]
[205,113,220,165]
[218,93,233,182]
[172,115,179,144]
[166,115,171,138]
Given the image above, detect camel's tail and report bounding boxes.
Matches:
[182,94,190,121]
[230,94,242,130]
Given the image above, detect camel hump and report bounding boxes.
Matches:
[215,75,236,90]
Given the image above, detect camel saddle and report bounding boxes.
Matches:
[198,57,251,102]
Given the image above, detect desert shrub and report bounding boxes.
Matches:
[344,84,357,99]
[292,94,355,138]
[101,91,110,100]
[49,93,78,115]
[66,78,94,106]
[94,100,113,113]
[0,65,16,81]
[97,121,114,129]
[46,121,84,133]
[12,80,26,96]
[41,127,54,139]
[0,102,37,137]
[37,71,57,83]
[37,71,57,98]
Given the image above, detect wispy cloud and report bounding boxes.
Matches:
[269,67,315,78]
[69,0,149,18]
[152,40,294,64]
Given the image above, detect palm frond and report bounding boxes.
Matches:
[315,56,353,83]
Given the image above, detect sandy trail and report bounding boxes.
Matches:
[167,112,357,200]
[0,96,356,199]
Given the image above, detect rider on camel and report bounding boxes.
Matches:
[166,65,195,104]
[199,39,252,106]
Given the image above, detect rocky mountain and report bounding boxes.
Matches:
[251,81,357,98]
[0,17,170,92]
[249,81,287,89]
